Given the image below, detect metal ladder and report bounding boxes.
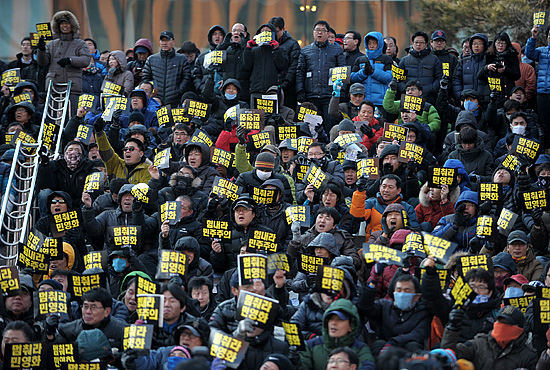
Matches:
[0,81,72,264]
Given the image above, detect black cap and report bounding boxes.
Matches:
[160,31,175,40]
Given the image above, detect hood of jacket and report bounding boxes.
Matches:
[117,184,135,203]
[109,50,128,70]
[279,30,294,44]
[419,182,460,207]
[133,38,153,54]
[46,190,73,215]
[255,23,276,35]
[306,232,340,256]
[383,203,405,217]
[208,25,227,50]
[14,81,39,102]
[174,236,200,269]
[443,159,470,187]
[365,31,384,60]
[492,165,515,188]
[456,190,478,207]
[455,111,478,131]
[261,178,285,198]
[221,78,241,94]
[469,33,488,54]
[184,142,212,168]
[322,299,360,348]
[168,172,203,189]
[51,10,80,36]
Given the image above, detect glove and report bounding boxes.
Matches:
[374,262,386,275]
[402,251,414,269]
[380,342,392,354]
[405,160,416,177]
[314,123,324,134]
[233,318,255,337]
[297,91,306,103]
[271,113,285,126]
[381,216,392,235]
[363,61,374,76]
[247,39,257,48]
[517,171,532,190]
[45,314,59,336]
[57,57,71,68]
[453,203,468,228]
[121,349,140,370]
[446,308,466,331]
[236,125,247,145]
[533,207,543,226]
[356,177,368,192]
[291,221,301,241]
[440,76,450,90]
[269,40,279,49]
[108,67,116,78]
[207,194,220,212]
[113,109,123,120]
[382,162,394,175]
[328,143,341,161]
[122,246,136,259]
[388,79,398,91]
[360,123,374,138]
[94,116,105,132]
[37,37,46,51]
[132,199,143,213]
[224,117,234,132]
[332,79,343,97]
[210,358,227,370]
[478,201,492,216]
[306,274,317,289]
[468,236,482,254]
[468,171,479,183]
[39,145,50,165]
[219,33,232,48]
[490,90,500,101]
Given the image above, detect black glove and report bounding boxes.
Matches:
[478,201,492,216]
[468,171,479,183]
[360,123,374,138]
[219,33,232,49]
[271,113,285,126]
[207,194,220,212]
[113,109,123,120]
[490,90,500,102]
[388,79,398,91]
[453,203,468,228]
[37,37,46,51]
[517,171,532,190]
[236,125,247,145]
[533,207,543,226]
[468,236,482,254]
[381,216,391,235]
[405,160,416,177]
[224,117,234,132]
[57,57,71,68]
[373,262,387,276]
[446,308,465,331]
[94,116,105,132]
[328,143,341,161]
[297,91,306,103]
[121,349,140,370]
[314,123,324,134]
[45,314,59,336]
[39,145,50,165]
[356,177,368,192]
[132,199,143,213]
[440,76,450,90]
[363,61,374,76]
[306,274,317,289]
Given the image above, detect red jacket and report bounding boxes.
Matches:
[352,116,383,150]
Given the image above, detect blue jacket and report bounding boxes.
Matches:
[443,158,470,191]
[296,40,345,99]
[525,37,550,94]
[398,47,443,104]
[453,33,489,100]
[350,32,393,105]
[135,346,182,370]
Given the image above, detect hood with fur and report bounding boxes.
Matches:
[418,182,460,207]
[52,10,80,36]
[168,172,202,188]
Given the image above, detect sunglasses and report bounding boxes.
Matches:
[122,147,137,152]
[51,199,66,204]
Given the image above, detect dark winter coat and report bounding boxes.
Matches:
[453,33,490,101]
[172,236,213,281]
[57,315,127,349]
[192,25,226,94]
[235,170,293,205]
[184,142,219,194]
[290,292,328,339]
[277,30,301,87]
[217,36,251,99]
[398,47,443,104]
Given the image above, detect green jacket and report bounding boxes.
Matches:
[382,89,441,132]
[96,131,152,184]
[235,143,297,204]
[299,299,375,370]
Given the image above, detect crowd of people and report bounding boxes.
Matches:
[1,8,550,370]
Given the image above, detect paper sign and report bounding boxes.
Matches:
[281,321,305,350]
[315,265,345,295]
[442,62,450,77]
[78,94,98,111]
[237,290,279,329]
[267,253,290,273]
[108,226,141,250]
[247,131,271,151]
[41,122,60,151]
[83,250,108,271]
[487,77,504,92]
[503,296,535,314]
[136,294,164,326]
[251,186,276,206]
[209,329,248,368]
[36,22,52,40]
[457,254,494,277]
[402,232,426,257]
[501,154,519,171]
[11,92,33,105]
[296,106,318,122]
[238,254,267,285]
[202,219,232,240]
[1,68,21,86]
[420,268,450,291]
[297,253,328,274]
[157,105,174,127]
[123,324,154,351]
[61,363,103,370]
[285,205,310,226]
[33,290,70,320]
[41,237,63,261]
[156,250,187,279]
[189,129,213,147]
[152,148,170,170]
[479,183,503,205]
[303,165,329,190]
[136,275,158,295]
[357,158,380,180]
[224,105,238,122]
[511,136,541,162]
[422,232,458,264]
[212,148,233,168]
[450,275,476,308]
[51,344,76,369]
[101,80,123,95]
[184,99,210,120]
[18,244,50,273]
[329,66,351,84]
[0,267,20,296]
[391,64,407,82]
[362,243,404,265]
[247,230,278,254]
[30,33,39,47]
[534,11,549,28]
[4,343,44,370]
[521,189,549,211]
[297,136,313,153]
[334,133,362,148]
[398,142,424,164]
[497,208,518,236]
[211,176,242,202]
[172,108,189,123]
[83,172,105,194]
[276,125,298,143]
[75,125,93,145]
[382,122,408,142]
[256,30,275,45]
[204,50,226,67]
[10,130,36,146]
[537,286,550,299]
[237,109,264,130]
[253,97,277,114]
[71,273,105,297]
[428,167,457,188]
[399,94,425,115]
[160,201,182,225]
[102,96,130,120]
[131,183,150,204]
[476,216,497,240]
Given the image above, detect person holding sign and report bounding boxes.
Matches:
[416,183,457,231]
[300,298,375,370]
[0,321,34,357]
[351,100,384,151]
[440,305,538,370]
[4,101,39,139]
[36,11,91,112]
[184,142,221,195]
[430,30,459,85]
[104,51,134,96]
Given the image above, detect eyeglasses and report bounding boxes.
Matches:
[413,41,426,45]
[51,199,66,204]
[180,331,198,339]
[234,208,253,214]
[308,152,325,158]
[469,284,489,293]
[495,41,507,46]
[327,359,350,365]
[314,28,328,33]
[82,304,104,312]
[122,147,137,152]
[343,37,353,40]
[472,41,484,47]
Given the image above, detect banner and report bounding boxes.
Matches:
[11,92,33,105]
[237,254,267,285]
[184,100,210,120]
[171,108,189,123]
[123,325,154,351]
[534,11,549,28]
[285,205,310,226]
[420,268,450,291]
[247,230,278,254]
[382,122,408,142]
[136,294,164,326]
[427,167,457,188]
[533,299,550,326]
[256,30,275,45]
[297,253,328,274]
[160,201,182,225]
[362,243,404,265]
[237,291,279,329]
[315,265,345,295]
[33,290,70,320]
[156,250,187,279]
[202,219,232,240]
[209,330,248,368]
[211,176,242,202]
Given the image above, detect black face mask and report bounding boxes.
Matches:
[310,156,328,170]
[173,176,194,195]
[538,176,550,189]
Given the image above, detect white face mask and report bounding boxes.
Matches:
[256,169,272,180]
[511,125,526,135]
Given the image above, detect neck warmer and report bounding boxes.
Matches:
[65,152,82,171]
[491,322,523,348]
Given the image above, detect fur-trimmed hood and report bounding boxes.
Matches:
[51,10,80,36]
[418,182,460,207]
[168,172,203,188]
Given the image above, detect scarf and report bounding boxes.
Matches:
[491,322,523,348]
[64,151,82,171]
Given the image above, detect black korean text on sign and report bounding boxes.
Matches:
[442,63,450,77]
[382,122,408,142]
[334,133,362,147]
[202,219,232,240]
[391,64,407,82]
